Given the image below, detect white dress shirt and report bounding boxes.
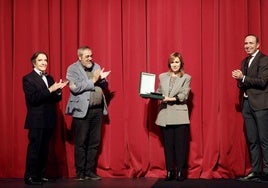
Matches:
[34,68,48,88]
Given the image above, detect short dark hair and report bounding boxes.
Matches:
[245,34,259,43]
[30,51,47,67]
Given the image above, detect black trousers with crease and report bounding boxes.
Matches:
[72,107,103,177]
[161,124,189,171]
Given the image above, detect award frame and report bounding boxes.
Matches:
[139,72,164,100]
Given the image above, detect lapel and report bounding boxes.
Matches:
[77,61,89,80]
[169,76,185,96]
[46,75,54,87]
[247,51,262,74]
[161,73,171,95]
[161,73,185,97]
[31,71,48,88]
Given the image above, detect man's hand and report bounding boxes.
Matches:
[92,69,101,83]
[232,69,244,80]
[100,68,111,79]
[49,79,69,93]
[92,68,111,83]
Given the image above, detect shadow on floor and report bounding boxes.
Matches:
[0,178,268,188]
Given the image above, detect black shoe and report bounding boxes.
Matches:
[238,172,261,182]
[85,172,102,181]
[74,176,85,181]
[42,177,56,183]
[165,170,175,181]
[42,177,49,182]
[24,177,43,185]
[176,169,186,181]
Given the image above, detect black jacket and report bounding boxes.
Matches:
[23,70,61,129]
[238,51,268,111]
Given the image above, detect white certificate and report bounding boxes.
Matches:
[139,72,156,94]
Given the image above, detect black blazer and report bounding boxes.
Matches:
[239,51,268,111]
[23,70,62,129]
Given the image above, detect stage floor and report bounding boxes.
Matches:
[0,178,268,188]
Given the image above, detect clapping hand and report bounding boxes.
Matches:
[92,68,111,83]
[58,79,69,89]
[232,69,243,80]
[49,79,69,93]
[100,68,111,79]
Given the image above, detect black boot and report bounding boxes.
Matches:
[165,170,175,181]
[176,169,186,181]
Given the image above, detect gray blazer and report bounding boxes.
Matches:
[155,72,191,127]
[65,61,108,118]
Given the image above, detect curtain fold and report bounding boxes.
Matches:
[1,0,268,178]
[0,0,14,178]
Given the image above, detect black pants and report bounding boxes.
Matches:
[242,99,268,173]
[24,128,53,179]
[73,107,103,177]
[161,125,189,171]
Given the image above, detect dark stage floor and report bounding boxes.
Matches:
[0,178,268,188]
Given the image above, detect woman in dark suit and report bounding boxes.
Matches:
[22,52,68,185]
[155,52,191,181]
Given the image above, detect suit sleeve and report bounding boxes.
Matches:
[66,65,95,94]
[23,76,52,106]
[176,75,191,102]
[47,75,62,103]
[243,56,268,89]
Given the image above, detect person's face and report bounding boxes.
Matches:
[33,54,48,72]
[79,49,93,68]
[170,57,181,73]
[244,36,259,55]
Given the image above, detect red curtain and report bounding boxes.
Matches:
[1,0,268,178]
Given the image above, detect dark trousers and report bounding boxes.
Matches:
[242,99,268,174]
[161,125,189,171]
[73,107,103,177]
[24,128,53,179]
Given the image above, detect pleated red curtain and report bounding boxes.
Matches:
[1,0,268,178]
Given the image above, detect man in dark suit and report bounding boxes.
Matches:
[23,52,68,185]
[232,34,268,182]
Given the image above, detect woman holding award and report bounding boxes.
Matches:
[155,52,191,181]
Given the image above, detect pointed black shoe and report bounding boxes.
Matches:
[41,177,49,182]
[176,169,186,181]
[24,177,43,185]
[238,172,261,182]
[165,170,175,181]
[85,172,102,181]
